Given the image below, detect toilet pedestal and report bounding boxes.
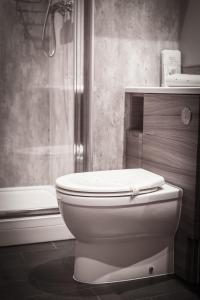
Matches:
[56,169,182,284]
[73,236,174,284]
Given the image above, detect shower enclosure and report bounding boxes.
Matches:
[0,0,93,245]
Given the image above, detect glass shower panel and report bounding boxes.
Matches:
[0,0,47,187]
[0,0,77,189]
[0,0,88,224]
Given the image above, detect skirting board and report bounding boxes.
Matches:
[0,214,75,247]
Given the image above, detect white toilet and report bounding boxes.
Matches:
[56,168,182,284]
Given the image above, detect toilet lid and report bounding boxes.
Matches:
[56,168,165,196]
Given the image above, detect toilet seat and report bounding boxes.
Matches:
[56,168,181,206]
[56,168,164,197]
[56,185,158,197]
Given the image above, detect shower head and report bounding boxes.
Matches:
[42,0,73,57]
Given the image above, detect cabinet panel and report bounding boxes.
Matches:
[126,130,143,157]
[142,134,197,178]
[126,155,142,168]
[142,134,197,234]
[144,94,199,143]
[125,91,200,283]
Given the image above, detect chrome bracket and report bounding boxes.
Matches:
[50,0,73,16]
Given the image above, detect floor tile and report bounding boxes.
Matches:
[0,263,29,282]
[53,239,75,252]
[111,277,184,299]
[22,248,70,267]
[122,297,152,300]
[1,241,200,300]
[0,252,24,268]
[0,252,27,283]
[0,284,15,300]
[152,289,200,300]
[0,280,44,300]
[28,255,94,297]
[0,242,55,256]
[27,288,98,300]
[91,285,122,300]
[28,296,82,300]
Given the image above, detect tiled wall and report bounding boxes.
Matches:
[92,0,182,171]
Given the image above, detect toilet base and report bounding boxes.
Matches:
[73,236,174,284]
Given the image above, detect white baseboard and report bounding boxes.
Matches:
[0,214,75,247]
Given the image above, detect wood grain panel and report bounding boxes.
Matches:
[130,96,144,130]
[142,134,197,178]
[143,94,199,143]
[125,92,200,283]
[124,93,132,131]
[144,94,199,115]
[126,156,142,168]
[142,133,197,236]
[142,159,196,236]
[174,230,200,283]
[126,130,143,157]
[174,231,193,282]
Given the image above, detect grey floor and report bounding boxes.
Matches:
[0,240,200,300]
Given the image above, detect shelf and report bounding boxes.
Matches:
[125,87,200,95]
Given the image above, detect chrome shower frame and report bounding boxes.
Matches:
[42,0,93,173]
[74,0,94,172]
[50,0,73,16]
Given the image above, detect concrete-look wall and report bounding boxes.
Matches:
[0,0,50,187]
[92,0,181,171]
[180,0,200,67]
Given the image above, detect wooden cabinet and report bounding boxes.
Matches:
[143,94,199,143]
[143,94,199,237]
[125,92,200,284]
[126,130,143,168]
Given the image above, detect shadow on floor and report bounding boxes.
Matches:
[29,256,93,297]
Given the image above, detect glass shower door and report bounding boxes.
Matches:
[0,0,85,221]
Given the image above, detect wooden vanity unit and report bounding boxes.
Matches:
[124,87,200,284]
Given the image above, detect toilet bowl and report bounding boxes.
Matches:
[56,168,182,284]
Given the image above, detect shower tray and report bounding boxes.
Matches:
[0,185,59,219]
[0,185,74,246]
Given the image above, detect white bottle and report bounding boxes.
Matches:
[161,50,181,87]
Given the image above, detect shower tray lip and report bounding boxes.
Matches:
[0,207,60,219]
[0,185,74,246]
[0,185,59,219]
